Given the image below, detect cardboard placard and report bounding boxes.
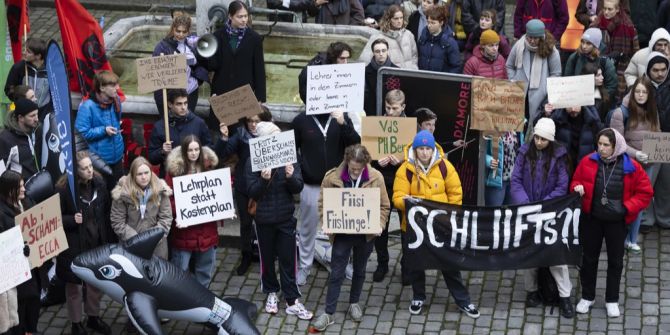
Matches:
[209,84,263,125]
[15,194,68,269]
[322,188,381,234]
[470,77,526,132]
[0,226,32,294]
[135,54,188,94]
[361,116,417,160]
[306,63,365,115]
[248,130,297,172]
[642,132,670,163]
[547,74,595,109]
[173,168,236,227]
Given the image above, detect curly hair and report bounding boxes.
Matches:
[536,29,557,59]
[379,5,405,33]
[167,14,192,39]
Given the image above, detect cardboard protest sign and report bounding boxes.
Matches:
[173,168,235,227]
[15,194,68,269]
[642,132,670,163]
[547,74,595,109]
[209,84,263,125]
[136,54,188,94]
[0,226,32,294]
[306,62,365,115]
[470,77,526,132]
[361,116,417,160]
[248,130,297,172]
[322,188,381,234]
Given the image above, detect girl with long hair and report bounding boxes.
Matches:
[358,5,418,69]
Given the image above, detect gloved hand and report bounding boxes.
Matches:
[635,151,649,164]
[23,242,30,257]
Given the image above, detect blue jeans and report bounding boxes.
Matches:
[485,181,510,207]
[171,247,217,288]
[626,164,655,244]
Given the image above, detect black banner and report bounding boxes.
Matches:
[402,194,583,271]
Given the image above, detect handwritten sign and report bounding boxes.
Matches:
[547,74,595,109]
[136,54,188,94]
[15,194,68,269]
[470,77,526,132]
[322,188,381,234]
[642,132,670,163]
[209,84,263,125]
[361,116,416,160]
[0,226,32,294]
[173,168,235,227]
[248,130,297,172]
[306,62,365,115]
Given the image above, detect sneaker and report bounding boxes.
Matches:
[265,293,278,314]
[458,303,481,319]
[627,243,642,254]
[373,264,388,282]
[348,303,363,322]
[606,302,620,318]
[409,300,423,315]
[525,291,542,308]
[575,299,594,314]
[286,300,313,320]
[559,297,574,319]
[312,313,334,331]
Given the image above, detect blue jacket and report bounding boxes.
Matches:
[75,98,124,164]
[485,132,524,188]
[417,25,461,73]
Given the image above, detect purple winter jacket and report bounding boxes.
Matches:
[509,142,570,204]
[513,0,569,40]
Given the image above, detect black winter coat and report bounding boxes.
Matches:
[364,59,398,116]
[656,80,670,132]
[0,122,38,181]
[245,159,303,224]
[551,105,604,170]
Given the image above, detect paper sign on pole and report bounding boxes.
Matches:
[0,226,32,294]
[547,74,595,109]
[322,188,381,234]
[361,116,417,160]
[470,77,526,132]
[15,194,68,269]
[209,84,263,125]
[642,132,670,163]
[248,130,297,172]
[306,62,365,115]
[135,54,188,94]
[173,168,236,227]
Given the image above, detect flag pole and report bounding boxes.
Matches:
[160,53,170,144]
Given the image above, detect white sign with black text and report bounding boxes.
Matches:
[173,168,235,227]
[306,62,365,115]
[249,130,298,172]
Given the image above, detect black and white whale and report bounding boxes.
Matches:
[71,228,259,335]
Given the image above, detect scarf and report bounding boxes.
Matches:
[93,92,121,114]
[482,47,498,62]
[597,14,637,71]
[601,128,628,163]
[515,35,544,89]
[138,187,153,220]
[225,20,247,49]
[369,56,394,70]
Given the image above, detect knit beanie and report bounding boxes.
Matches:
[533,118,556,142]
[581,28,602,48]
[526,19,546,38]
[480,29,500,45]
[412,130,436,149]
[255,121,281,137]
[13,98,38,117]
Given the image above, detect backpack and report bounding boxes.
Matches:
[405,159,448,182]
[537,267,561,308]
[605,104,629,128]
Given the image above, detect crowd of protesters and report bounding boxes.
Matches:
[1,0,669,333]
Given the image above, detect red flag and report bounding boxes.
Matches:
[55,0,124,100]
[6,0,29,63]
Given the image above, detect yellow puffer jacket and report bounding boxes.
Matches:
[393,143,463,231]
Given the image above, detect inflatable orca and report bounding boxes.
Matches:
[71,228,259,335]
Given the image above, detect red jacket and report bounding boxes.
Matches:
[570,152,653,224]
[463,46,508,79]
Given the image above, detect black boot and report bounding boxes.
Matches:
[559,297,575,318]
[125,321,138,334]
[236,253,252,276]
[86,316,111,335]
[372,264,388,283]
[71,322,88,335]
[525,291,542,307]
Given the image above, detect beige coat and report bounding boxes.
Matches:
[359,28,419,69]
[0,288,18,333]
[110,176,173,259]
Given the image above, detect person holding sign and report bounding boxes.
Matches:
[243,122,313,320]
[55,151,112,335]
[392,130,480,318]
[571,128,653,318]
[312,144,390,331]
[165,135,220,288]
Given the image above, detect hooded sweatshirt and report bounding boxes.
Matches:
[624,28,670,87]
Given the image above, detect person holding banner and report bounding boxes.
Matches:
[165,135,220,288]
[55,151,112,335]
[508,118,575,318]
[312,144,390,331]
[4,38,51,120]
[392,130,480,318]
[0,98,40,181]
[571,128,653,318]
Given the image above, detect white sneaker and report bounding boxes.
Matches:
[606,302,620,317]
[575,299,594,314]
[265,292,278,314]
[627,243,642,254]
[286,300,313,320]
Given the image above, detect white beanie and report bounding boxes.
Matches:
[534,118,555,142]
[255,121,281,137]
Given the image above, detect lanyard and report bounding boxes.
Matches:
[312,116,332,139]
[352,172,362,188]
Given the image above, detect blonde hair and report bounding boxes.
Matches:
[385,89,406,105]
[124,157,162,208]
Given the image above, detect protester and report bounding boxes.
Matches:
[364,39,399,116]
[364,0,402,22]
[463,29,508,78]
[392,130,480,318]
[462,0,506,36]
[508,118,574,319]
[407,0,439,42]
[0,99,40,181]
[4,38,51,120]
[75,71,124,191]
[575,0,630,29]
[417,7,461,73]
[416,107,437,133]
[610,77,660,253]
[314,0,365,25]
[358,5,418,69]
[624,28,670,87]
[312,144,390,331]
[299,42,353,103]
[401,0,420,22]
[513,0,569,40]
[571,128,653,318]
[463,9,511,62]
[548,103,604,173]
[165,136,220,288]
[581,61,614,119]
[7,85,36,103]
[152,14,208,114]
[55,151,112,335]
[442,0,467,49]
